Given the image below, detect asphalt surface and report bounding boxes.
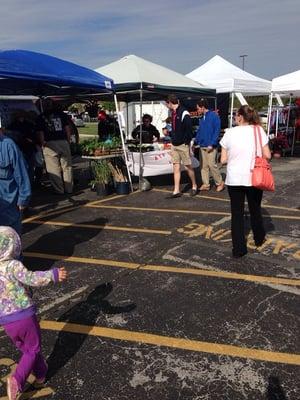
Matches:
[0,156,299,400]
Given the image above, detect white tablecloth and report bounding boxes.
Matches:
[127,150,199,177]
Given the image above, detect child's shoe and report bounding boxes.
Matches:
[7,376,20,400]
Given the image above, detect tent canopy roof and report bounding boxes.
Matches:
[271,69,300,95]
[187,55,271,95]
[95,54,215,101]
[0,49,114,96]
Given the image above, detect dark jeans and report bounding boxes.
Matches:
[227,186,265,256]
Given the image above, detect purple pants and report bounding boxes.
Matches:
[4,315,47,391]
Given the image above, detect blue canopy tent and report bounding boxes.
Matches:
[0,49,114,96]
[0,50,133,190]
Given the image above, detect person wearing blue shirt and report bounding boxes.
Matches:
[195,99,224,192]
[0,130,31,236]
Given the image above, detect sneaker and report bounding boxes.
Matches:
[216,182,225,192]
[199,184,210,191]
[7,376,20,400]
[166,192,182,199]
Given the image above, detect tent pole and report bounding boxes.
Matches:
[113,94,133,192]
[230,93,234,127]
[286,93,292,134]
[126,102,129,138]
[267,92,273,136]
[138,86,143,190]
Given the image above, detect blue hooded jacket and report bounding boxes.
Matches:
[195,110,221,147]
[0,135,31,234]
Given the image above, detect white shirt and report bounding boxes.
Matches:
[220,125,268,186]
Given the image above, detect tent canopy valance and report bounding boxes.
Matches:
[95,54,215,101]
[271,69,300,96]
[0,49,114,96]
[186,55,271,95]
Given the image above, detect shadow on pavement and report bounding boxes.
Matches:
[46,283,136,380]
[266,376,287,400]
[24,217,108,270]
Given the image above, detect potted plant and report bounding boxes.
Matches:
[108,159,130,194]
[91,160,113,196]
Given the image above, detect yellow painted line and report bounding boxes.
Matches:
[28,220,171,235]
[23,204,81,223]
[87,193,128,206]
[23,190,141,223]
[153,188,300,213]
[40,320,300,366]
[85,204,300,220]
[23,252,300,287]
[86,204,231,216]
[24,252,139,269]
[153,188,230,203]
[268,214,300,220]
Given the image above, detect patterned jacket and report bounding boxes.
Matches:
[0,226,58,325]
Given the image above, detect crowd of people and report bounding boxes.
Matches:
[0,94,272,399]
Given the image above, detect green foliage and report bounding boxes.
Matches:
[233,96,269,111]
[91,160,112,184]
[99,101,115,112]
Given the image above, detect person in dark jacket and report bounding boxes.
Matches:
[195,99,224,192]
[166,94,197,197]
[132,114,160,143]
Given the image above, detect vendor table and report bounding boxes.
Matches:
[127,149,200,177]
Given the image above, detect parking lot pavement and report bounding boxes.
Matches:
[0,157,299,399]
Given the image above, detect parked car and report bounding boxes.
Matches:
[66,112,85,127]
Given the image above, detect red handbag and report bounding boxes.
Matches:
[251,125,275,191]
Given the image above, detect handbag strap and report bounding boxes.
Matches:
[253,125,263,156]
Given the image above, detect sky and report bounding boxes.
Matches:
[0,0,299,80]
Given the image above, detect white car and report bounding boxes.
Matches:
[66,112,85,127]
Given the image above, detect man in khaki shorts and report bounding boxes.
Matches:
[166,94,197,198]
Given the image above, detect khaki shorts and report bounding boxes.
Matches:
[171,144,191,165]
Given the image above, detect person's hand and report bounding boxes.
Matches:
[207,146,213,153]
[58,267,67,282]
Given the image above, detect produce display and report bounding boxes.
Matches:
[80,137,122,156]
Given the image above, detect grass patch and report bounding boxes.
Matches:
[78,122,98,140]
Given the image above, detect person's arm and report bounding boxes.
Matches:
[208,113,221,152]
[131,126,138,140]
[153,126,160,141]
[10,260,67,286]
[219,130,228,164]
[182,114,193,143]
[220,147,228,164]
[65,124,72,143]
[9,141,31,209]
[262,144,271,160]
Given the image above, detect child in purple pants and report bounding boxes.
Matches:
[0,226,67,400]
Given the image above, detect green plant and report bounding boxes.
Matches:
[91,160,112,185]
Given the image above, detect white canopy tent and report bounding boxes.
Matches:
[95,54,212,95]
[267,69,300,153]
[95,55,215,185]
[271,69,300,95]
[186,55,271,126]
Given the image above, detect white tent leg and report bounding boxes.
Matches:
[114,94,133,192]
[267,92,273,137]
[138,87,143,190]
[230,93,234,127]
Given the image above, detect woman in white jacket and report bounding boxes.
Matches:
[220,105,271,258]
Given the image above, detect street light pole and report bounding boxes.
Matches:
[240,54,248,70]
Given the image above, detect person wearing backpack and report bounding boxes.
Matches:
[165,94,198,198]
